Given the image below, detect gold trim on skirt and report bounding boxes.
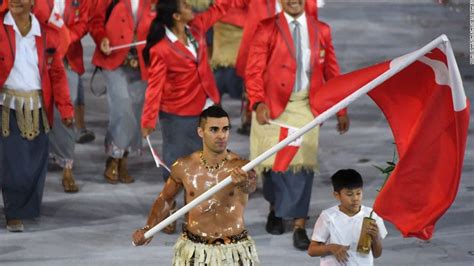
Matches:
[1,88,50,140]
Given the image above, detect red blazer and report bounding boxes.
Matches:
[89,0,155,80]
[33,0,89,75]
[141,4,229,129]
[235,0,317,77]
[0,12,74,125]
[245,14,346,119]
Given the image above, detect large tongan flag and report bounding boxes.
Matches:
[314,35,470,240]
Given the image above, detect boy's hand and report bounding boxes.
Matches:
[329,244,350,263]
[365,220,380,239]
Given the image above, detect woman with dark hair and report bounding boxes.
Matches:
[0,0,74,231]
[142,0,234,180]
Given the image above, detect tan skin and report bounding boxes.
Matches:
[133,117,257,245]
[307,188,383,262]
[8,0,73,127]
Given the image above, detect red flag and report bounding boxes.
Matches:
[272,125,303,172]
[314,35,470,240]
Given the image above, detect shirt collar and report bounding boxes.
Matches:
[165,26,191,43]
[165,26,178,43]
[283,11,307,28]
[4,11,42,37]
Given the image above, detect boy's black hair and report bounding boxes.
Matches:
[198,105,230,127]
[331,169,363,192]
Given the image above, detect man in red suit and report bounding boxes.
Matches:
[89,0,155,184]
[34,0,89,193]
[245,0,349,250]
[234,0,318,135]
[0,0,73,231]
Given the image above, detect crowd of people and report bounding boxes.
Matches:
[0,0,387,265]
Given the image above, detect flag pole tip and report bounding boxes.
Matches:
[440,34,449,43]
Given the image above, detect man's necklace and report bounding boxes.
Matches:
[200,151,228,173]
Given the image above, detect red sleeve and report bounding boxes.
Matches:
[190,0,230,33]
[244,22,270,109]
[321,23,347,117]
[88,0,109,45]
[304,0,318,19]
[141,47,167,129]
[50,48,74,119]
[68,1,89,43]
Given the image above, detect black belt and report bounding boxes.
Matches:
[183,227,248,245]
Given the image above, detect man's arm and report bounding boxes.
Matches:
[245,21,271,124]
[318,21,349,133]
[132,174,182,246]
[88,0,110,54]
[145,177,182,228]
[141,49,167,136]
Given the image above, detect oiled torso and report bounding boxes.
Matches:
[172,151,248,240]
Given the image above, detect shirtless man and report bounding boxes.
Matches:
[132,106,260,265]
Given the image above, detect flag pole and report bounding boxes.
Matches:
[143,34,448,239]
[110,40,147,51]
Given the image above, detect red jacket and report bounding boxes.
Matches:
[245,14,346,119]
[33,0,89,75]
[141,4,229,129]
[89,0,155,80]
[235,0,317,77]
[0,1,7,13]
[0,12,74,125]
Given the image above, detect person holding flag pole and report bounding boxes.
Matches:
[140,0,240,233]
[133,106,260,265]
[88,0,155,184]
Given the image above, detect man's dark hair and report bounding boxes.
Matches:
[198,105,230,127]
[331,169,363,192]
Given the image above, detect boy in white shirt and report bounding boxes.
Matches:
[308,169,388,265]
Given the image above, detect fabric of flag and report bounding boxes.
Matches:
[146,136,171,173]
[313,35,470,240]
[272,126,304,172]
